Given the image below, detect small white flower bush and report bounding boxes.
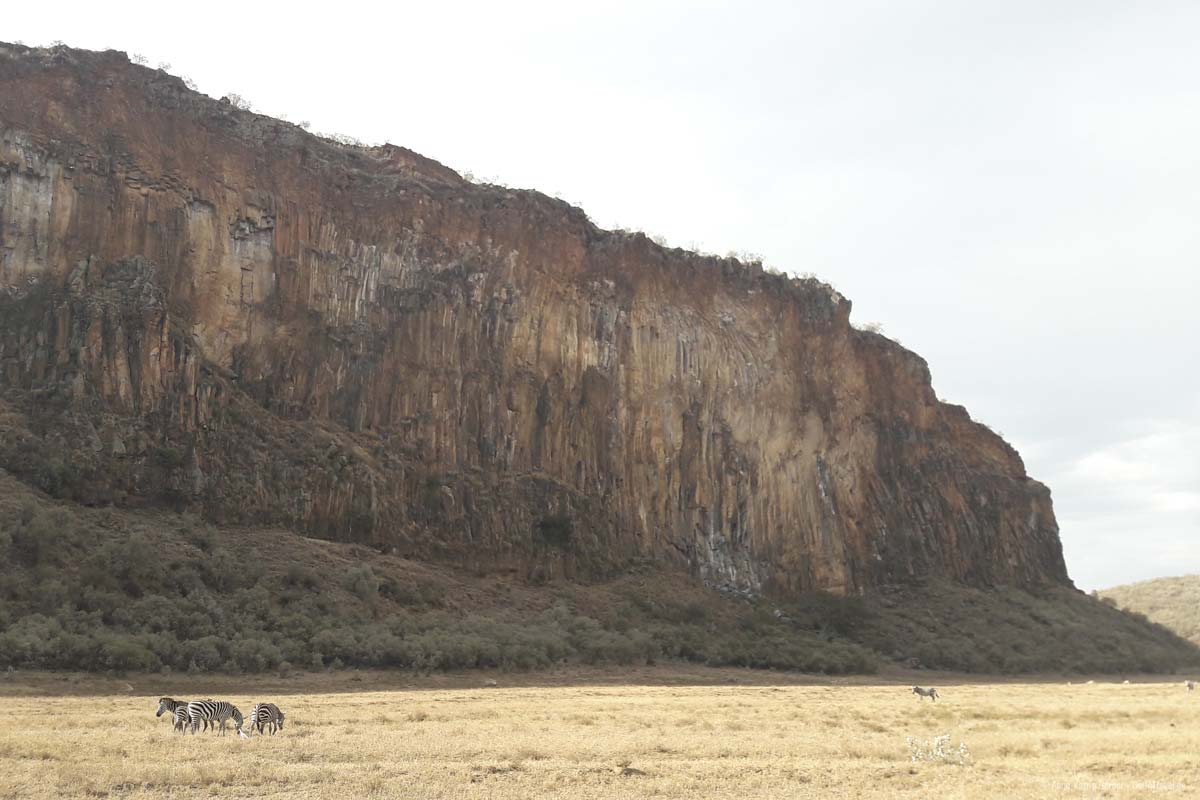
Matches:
[906,734,970,765]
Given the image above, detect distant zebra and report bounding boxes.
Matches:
[250,702,286,735]
[187,700,246,737]
[912,686,939,702]
[1187,680,1196,692]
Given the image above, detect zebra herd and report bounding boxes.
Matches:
[156,697,286,738]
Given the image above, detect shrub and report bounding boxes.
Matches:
[104,533,160,596]
[37,459,80,495]
[185,523,217,554]
[10,508,74,566]
[223,93,252,111]
[535,514,572,548]
[154,447,185,470]
[283,564,320,590]
[180,636,225,672]
[343,565,380,605]
[784,591,870,635]
[100,636,162,673]
[229,637,282,672]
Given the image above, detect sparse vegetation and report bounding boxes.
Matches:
[222,93,251,111]
[321,132,365,147]
[1098,575,1200,645]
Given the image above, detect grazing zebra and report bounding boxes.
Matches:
[912,686,939,702]
[250,702,286,735]
[187,700,247,737]
[1187,680,1196,692]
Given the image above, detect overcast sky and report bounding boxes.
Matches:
[7,1,1197,590]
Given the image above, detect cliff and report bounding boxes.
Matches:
[0,42,1069,597]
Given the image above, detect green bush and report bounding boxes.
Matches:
[10,507,75,566]
[154,446,186,470]
[343,565,380,605]
[535,514,572,548]
[100,636,162,673]
[283,564,320,590]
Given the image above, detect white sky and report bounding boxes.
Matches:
[6,1,1197,590]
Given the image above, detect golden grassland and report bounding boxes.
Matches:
[0,668,1197,799]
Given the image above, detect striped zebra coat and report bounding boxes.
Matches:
[250,703,286,735]
[159,697,211,732]
[171,705,190,733]
[187,700,247,737]
[912,686,939,701]
[156,697,187,721]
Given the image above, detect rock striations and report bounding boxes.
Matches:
[0,43,1069,597]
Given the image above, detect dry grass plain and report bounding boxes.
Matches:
[0,669,1197,799]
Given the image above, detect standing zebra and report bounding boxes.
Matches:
[156,697,187,721]
[250,702,286,735]
[159,697,213,732]
[187,700,247,737]
[912,686,939,701]
[171,704,190,734]
[1187,680,1196,692]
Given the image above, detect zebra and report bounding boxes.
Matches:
[171,704,190,733]
[162,697,215,732]
[156,697,187,721]
[187,700,247,737]
[158,697,216,732]
[912,686,939,702]
[1187,680,1196,692]
[250,702,285,735]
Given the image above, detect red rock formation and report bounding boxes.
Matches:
[0,43,1069,596]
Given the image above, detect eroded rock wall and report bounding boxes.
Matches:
[0,43,1069,595]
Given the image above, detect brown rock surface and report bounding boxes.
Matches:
[0,43,1069,596]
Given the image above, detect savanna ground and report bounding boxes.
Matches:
[1,668,1197,799]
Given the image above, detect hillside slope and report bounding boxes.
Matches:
[2,471,1195,675]
[0,41,1067,598]
[1098,576,1200,646]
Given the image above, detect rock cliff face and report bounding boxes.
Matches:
[0,43,1070,596]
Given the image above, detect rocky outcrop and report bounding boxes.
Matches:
[0,42,1069,596]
